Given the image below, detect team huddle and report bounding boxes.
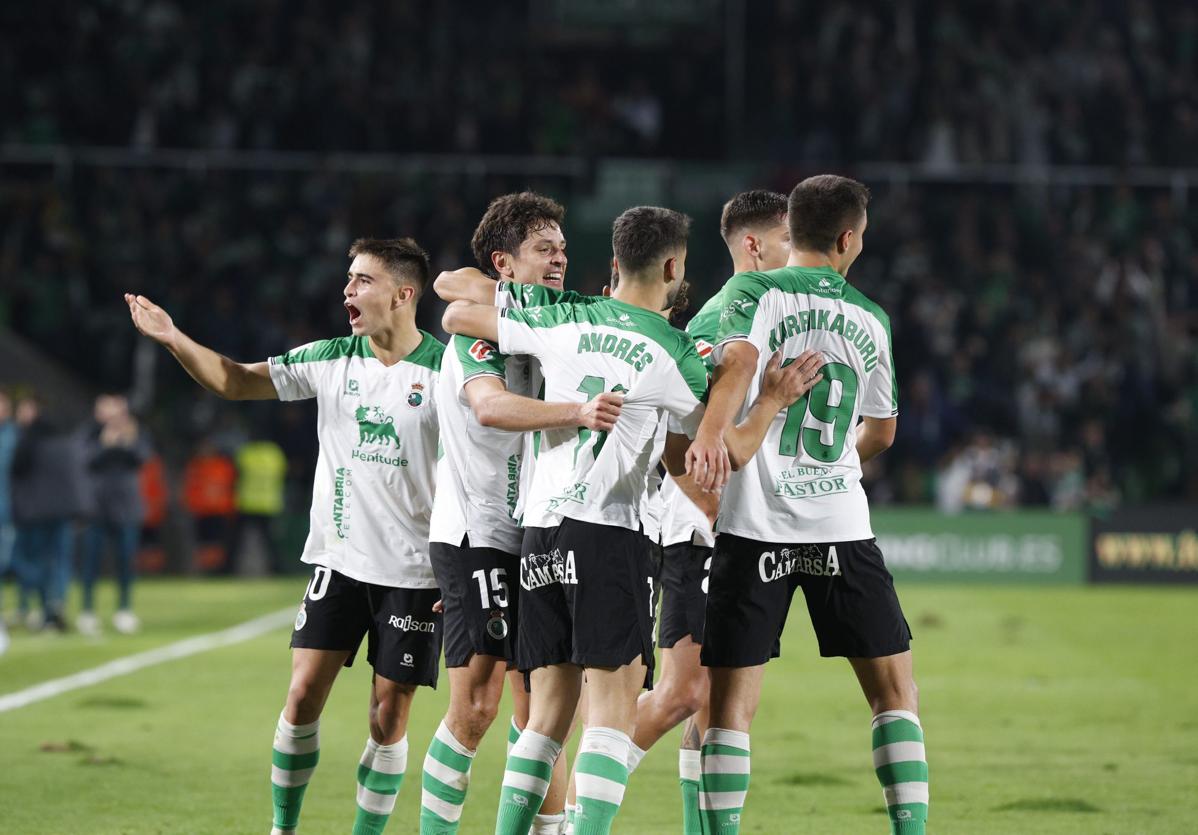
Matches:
[126,176,929,835]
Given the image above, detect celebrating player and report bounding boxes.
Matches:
[442,206,706,835]
[637,189,794,834]
[687,175,928,835]
[420,193,617,835]
[127,238,445,835]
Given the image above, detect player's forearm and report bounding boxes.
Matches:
[473,390,583,431]
[434,268,495,305]
[696,352,755,439]
[442,300,500,342]
[165,331,266,400]
[724,394,785,470]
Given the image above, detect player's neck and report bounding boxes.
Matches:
[787,249,844,275]
[611,283,668,316]
[367,317,423,366]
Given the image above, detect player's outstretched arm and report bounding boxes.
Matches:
[856,416,896,463]
[685,340,759,492]
[725,350,824,470]
[433,268,497,305]
[124,294,277,400]
[663,431,719,526]
[442,300,500,342]
[464,376,623,432]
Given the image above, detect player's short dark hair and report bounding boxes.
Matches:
[348,237,431,296]
[720,190,788,241]
[470,191,566,278]
[787,175,871,253]
[612,206,691,276]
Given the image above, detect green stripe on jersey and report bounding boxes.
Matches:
[273,331,444,372]
[405,331,446,371]
[274,335,374,365]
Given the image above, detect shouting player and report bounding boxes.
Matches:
[687,175,928,835]
[421,193,618,835]
[639,189,793,834]
[127,238,445,835]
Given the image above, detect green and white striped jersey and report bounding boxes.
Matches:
[713,265,898,543]
[496,297,708,531]
[268,332,445,587]
[429,281,588,554]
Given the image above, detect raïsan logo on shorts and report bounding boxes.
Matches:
[294,603,307,631]
[401,653,414,667]
[759,545,841,582]
[388,614,436,633]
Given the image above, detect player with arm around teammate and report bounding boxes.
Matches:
[687,176,927,835]
[420,192,619,835]
[633,189,796,834]
[127,238,445,835]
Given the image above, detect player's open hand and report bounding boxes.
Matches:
[125,294,178,348]
[685,427,731,493]
[762,350,824,410]
[578,391,623,432]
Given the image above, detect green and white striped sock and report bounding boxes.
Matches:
[271,712,319,834]
[352,736,407,835]
[872,710,928,835]
[507,716,521,755]
[419,721,475,834]
[699,728,750,834]
[495,729,560,835]
[565,803,577,833]
[678,748,701,835]
[574,727,632,835]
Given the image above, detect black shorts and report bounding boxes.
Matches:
[658,542,711,649]
[517,518,656,683]
[429,537,519,668]
[701,534,911,667]
[290,565,443,687]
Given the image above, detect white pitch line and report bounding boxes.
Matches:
[0,607,295,714]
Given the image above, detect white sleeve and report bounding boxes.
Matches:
[860,323,899,418]
[268,345,322,401]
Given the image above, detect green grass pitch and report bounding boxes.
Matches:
[2,578,1196,834]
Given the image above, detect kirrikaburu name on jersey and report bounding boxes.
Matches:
[766,309,880,372]
[576,331,654,371]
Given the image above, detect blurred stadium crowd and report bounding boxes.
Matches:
[5,1,1198,164]
[2,0,1197,597]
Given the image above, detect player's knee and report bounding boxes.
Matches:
[869,678,918,715]
[285,678,326,722]
[372,684,417,732]
[454,689,500,737]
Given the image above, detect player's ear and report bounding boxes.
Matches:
[836,228,853,255]
[393,283,416,307]
[492,250,514,279]
[742,233,759,261]
[663,256,676,283]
